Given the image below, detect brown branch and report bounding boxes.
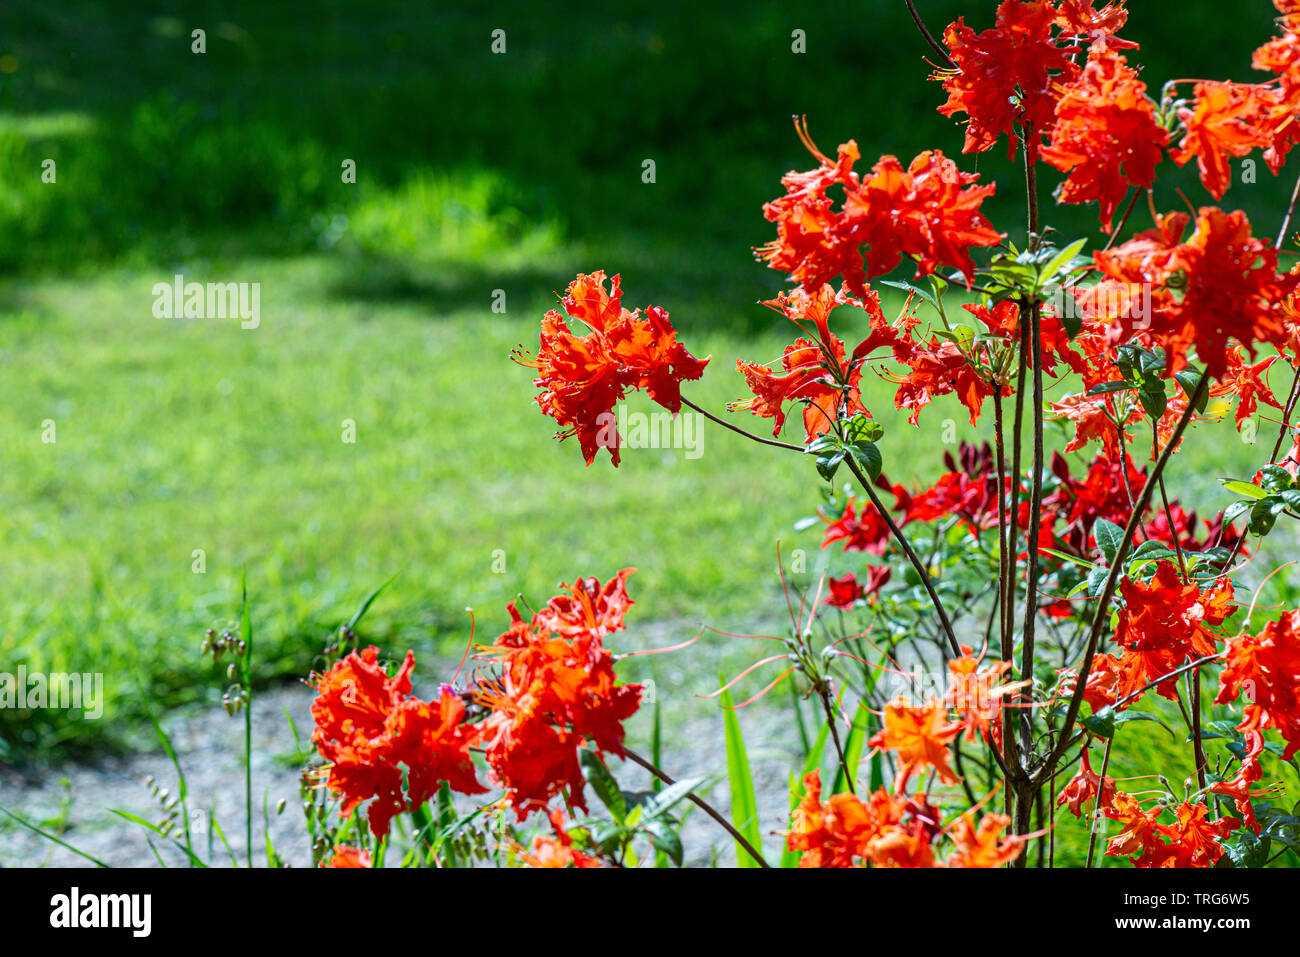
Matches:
[624,748,769,867]
[904,0,953,67]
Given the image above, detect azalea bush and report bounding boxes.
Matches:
[491,0,1300,868]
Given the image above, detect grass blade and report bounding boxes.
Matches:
[718,678,763,867]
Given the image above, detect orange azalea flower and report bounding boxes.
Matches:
[787,770,879,868]
[758,129,1002,294]
[1041,47,1167,231]
[1216,609,1300,760]
[1209,731,1279,832]
[1172,81,1274,200]
[729,284,901,444]
[943,811,1025,868]
[1056,747,1118,818]
[786,771,934,868]
[1090,208,1297,379]
[1106,562,1234,705]
[323,846,372,868]
[514,271,709,466]
[1048,392,1141,461]
[521,810,603,868]
[311,648,486,838]
[1158,802,1240,868]
[1210,349,1282,430]
[935,0,1082,160]
[893,337,1004,426]
[946,644,1016,747]
[1103,791,1169,864]
[475,571,644,818]
[868,698,962,786]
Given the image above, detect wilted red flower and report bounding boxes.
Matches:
[1041,47,1168,230]
[1056,747,1118,818]
[515,271,709,466]
[311,648,486,838]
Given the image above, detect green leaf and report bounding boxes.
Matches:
[1038,238,1088,287]
[719,680,765,867]
[844,414,884,444]
[1081,707,1116,739]
[1093,519,1124,565]
[847,441,882,480]
[1221,480,1267,500]
[1225,828,1271,868]
[815,449,845,482]
[645,820,683,867]
[1138,388,1167,421]
[1086,380,1133,396]
[1175,370,1208,413]
[579,749,627,824]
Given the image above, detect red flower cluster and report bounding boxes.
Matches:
[787,770,1023,868]
[1172,2,1300,198]
[310,571,645,835]
[1104,795,1239,867]
[1216,609,1300,761]
[311,647,485,838]
[757,125,1003,295]
[935,0,1132,160]
[515,272,709,466]
[1075,563,1234,711]
[1089,208,1298,378]
[475,569,644,818]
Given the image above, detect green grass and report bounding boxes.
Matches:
[1,0,1298,781]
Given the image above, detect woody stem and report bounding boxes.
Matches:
[818,685,855,794]
[842,456,962,659]
[624,748,769,867]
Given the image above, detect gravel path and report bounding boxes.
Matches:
[0,679,803,868]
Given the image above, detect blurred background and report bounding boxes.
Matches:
[0,0,1290,772]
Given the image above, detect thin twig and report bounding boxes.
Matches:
[904,0,953,67]
[680,396,805,453]
[624,748,769,867]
